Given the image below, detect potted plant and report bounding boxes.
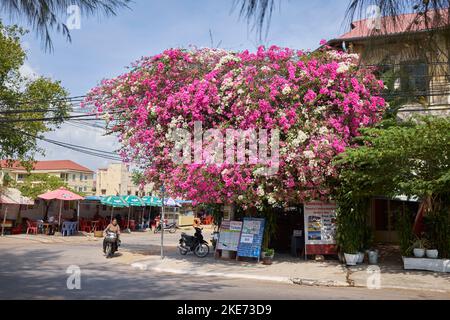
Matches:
[342,242,360,266]
[344,251,359,266]
[426,248,439,259]
[368,249,379,265]
[357,251,365,264]
[409,237,429,258]
[262,248,275,265]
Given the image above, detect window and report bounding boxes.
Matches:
[127,191,131,195]
[135,191,139,196]
[400,61,428,100]
[72,174,76,181]
[101,189,106,195]
[60,173,68,181]
[17,174,25,181]
[83,186,87,192]
[85,175,88,180]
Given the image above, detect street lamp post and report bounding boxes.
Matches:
[160,185,166,259]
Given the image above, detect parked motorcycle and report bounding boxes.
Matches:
[104,231,118,258]
[178,227,210,258]
[154,221,178,234]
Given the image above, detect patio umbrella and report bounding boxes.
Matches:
[142,196,162,207]
[101,195,129,222]
[164,197,182,207]
[85,196,104,201]
[38,187,84,229]
[142,196,162,229]
[123,195,144,230]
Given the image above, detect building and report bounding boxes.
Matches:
[328,10,450,119]
[0,160,95,195]
[95,163,153,196]
[328,11,450,243]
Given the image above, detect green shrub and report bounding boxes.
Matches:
[396,209,415,256]
[336,195,370,254]
[423,208,450,259]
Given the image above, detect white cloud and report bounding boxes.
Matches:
[19,62,39,80]
[36,123,120,173]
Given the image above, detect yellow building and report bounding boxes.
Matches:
[328,10,450,119]
[95,163,153,196]
[0,160,95,195]
[328,11,449,243]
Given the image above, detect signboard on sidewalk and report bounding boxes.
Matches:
[304,201,337,255]
[237,218,265,260]
[217,220,242,252]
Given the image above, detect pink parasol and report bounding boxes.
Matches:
[38,187,84,228]
[38,187,84,201]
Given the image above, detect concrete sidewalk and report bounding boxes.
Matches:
[131,254,350,287]
[130,253,450,293]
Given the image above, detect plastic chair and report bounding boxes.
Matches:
[70,222,78,235]
[26,220,38,235]
[80,220,91,233]
[11,223,23,235]
[61,222,71,236]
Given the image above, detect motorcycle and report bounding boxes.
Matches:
[104,231,118,258]
[178,227,210,258]
[154,221,178,234]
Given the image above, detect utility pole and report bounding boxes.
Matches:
[160,184,166,259]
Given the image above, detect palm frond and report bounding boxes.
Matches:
[232,0,276,40]
[0,0,131,52]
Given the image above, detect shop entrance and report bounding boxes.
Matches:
[371,198,419,243]
[270,205,304,254]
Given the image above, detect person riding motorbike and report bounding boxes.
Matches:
[103,218,121,254]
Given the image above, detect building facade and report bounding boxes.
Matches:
[328,10,450,119]
[95,163,153,196]
[328,11,449,243]
[0,160,95,195]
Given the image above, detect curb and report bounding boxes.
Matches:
[131,261,347,287]
[291,278,350,287]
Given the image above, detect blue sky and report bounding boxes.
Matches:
[2,0,351,172]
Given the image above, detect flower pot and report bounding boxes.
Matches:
[357,252,365,264]
[413,248,425,258]
[368,250,378,265]
[426,249,439,259]
[262,256,273,265]
[344,253,359,266]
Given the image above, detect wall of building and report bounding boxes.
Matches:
[1,168,95,195]
[95,163,153,196]
[346,33,450,118]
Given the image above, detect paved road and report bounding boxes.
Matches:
[0,233,448,300]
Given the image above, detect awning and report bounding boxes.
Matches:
[0,188,34,205]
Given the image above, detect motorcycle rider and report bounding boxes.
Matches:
[193,218,203,241]
[103,218,121,254]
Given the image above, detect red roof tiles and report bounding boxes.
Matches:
[337,10,449,41]
[0,160,93,173]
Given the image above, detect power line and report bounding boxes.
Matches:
[24,133,122,161]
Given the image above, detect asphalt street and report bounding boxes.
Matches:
[0,232,448,300]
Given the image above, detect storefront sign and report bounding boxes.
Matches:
[304,201,337,255]
[217,220,242,252]
[223,205,232,221]
[237,218,265,260]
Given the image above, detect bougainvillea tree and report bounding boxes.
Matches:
[85,44,385,208]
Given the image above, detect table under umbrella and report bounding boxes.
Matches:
[122,195,144,230]
[101,196,129,223]
[142,196,163,228]
[37,187,84,230]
